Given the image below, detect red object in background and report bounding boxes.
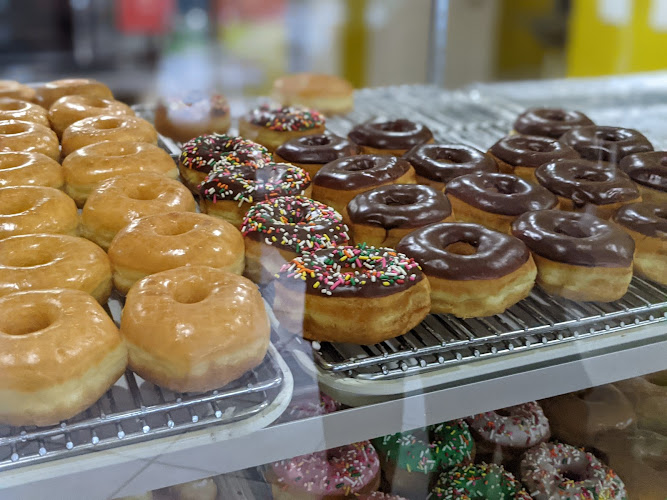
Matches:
[117,0,175,34]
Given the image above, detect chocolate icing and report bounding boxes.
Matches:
[489,135,579,167]
[536,159,639,207]
[347,184,451,229]
[619,151,667,192]
[396,222,530,280]
[613,202,667,238]
[513,108,594,138]
[446,172,558,216]
[275,134,359,164]
[511,210,634,268]
[559,126,653,163]
[349,119,433,150]
[313,154,412,190]
[403,143,498,183]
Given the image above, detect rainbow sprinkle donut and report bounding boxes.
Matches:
[520,442,627,500]
[430,463,532,499]
[247,104,325,132]
[180,134,271,172]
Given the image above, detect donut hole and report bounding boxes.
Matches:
[300,135,331,146]
[0,122,30,135]
[542,109,568,121]
[595,129,628,142]
[494,407,514,417]
[125,184,159,201]
[338,266,358,275]
[0,101,27,112]
[2,197,34,215]
[153,218,196,236]
[573,170,610,183]
[375,119,415,132]
[383,192,419,206]
[644,455,667,472]
[3,250,53,268]
[0,154,29,170]
[172,279,210,304]
[93,117,122,130]
[486,177,524,195]
[81,96,109,108]
[559,468,587,483]
[444,241,478,255]
[1,307,53,336]
[345,158,378,172]
[102,143,142,158]
[554,221,590,239]
[522,140,554,153]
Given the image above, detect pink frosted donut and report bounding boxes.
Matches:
[284,391,340,421]
[357,493,408,500]
[268,441,381,499]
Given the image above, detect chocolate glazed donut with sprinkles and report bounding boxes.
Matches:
[241,195,350,284]
[272,244,431,345]
[239,103,326,151]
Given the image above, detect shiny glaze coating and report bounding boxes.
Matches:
[513,107,594,138]
[33,78,113,108]
[48,94,134,137]
[613,202,667,238]
[313,154,412,190]
[404,143,498,184]
[396,222,531,280]
[349,119,433,150]
[619,151,667,192]
[0,119,60,161]
[0,80,35,101]
[447,172,558,215]
[348,184,451,228]
[0,98,49,127]
[490,134,579,167]
[0,185,78,239]
[0,234,111,302]
[559,125,653,163]
[511,210,635,267]
[0,151,64,189]
[275,133,359,164]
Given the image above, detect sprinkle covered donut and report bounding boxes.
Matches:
[178,134,271,191]
[241,195,349,283]
[266,441,381,500]
[520,442,627,500]
[430,463,531,500]
[272,244,431,344]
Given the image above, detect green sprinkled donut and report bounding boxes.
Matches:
[429,463,531,499]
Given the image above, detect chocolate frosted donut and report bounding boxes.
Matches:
[349,119,433,154]
[619,151,667,204]
[488,134,579,183]
[274,133,359,177]
[403,143,498,189]
[511,210,634,301]
[446,172,558,233]
[614,203,667,238]
[513,107,594,138]
[559,125,653,163]
[536,158,640,218]
[347,184,452,247]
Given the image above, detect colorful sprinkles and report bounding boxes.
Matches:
[466,401,550,449]
[241,195,349,254]
[247,104,325,132]
[180,134,271,172]
[429,463,532,499]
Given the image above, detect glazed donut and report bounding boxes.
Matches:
[178,134,271,192]
[109,212,245,295]
[169,478,218,500]
[0,151,64,189]
[593,428,667,500]
[80,172,196,250]
[446,172,558,233]
[613,203,666,285]
[0,80,36,102]
[33,78,113,109]
[120,265,270,392]
[520,442,627,500]
[513,107,594,138]
[0,119,60,161]
[535,158,640,218]
[488,134,579,183]
[0,186,78,239]
[511,210,634,302]
[311,155,416,222]
[372,421,474,499]
[614,371,667,434]
[274,133,360,177]
[403,143,498,190]
[241,195,349,284]
[0,289,127,426]
[465,402,550,466]
[238,104,326,151]
[397,222,536,318]
[348,184,453,248]
[0,98,49,127]
[61,115,157,157]
[62,140,179,207]
[266,441,381,500]
[0,234,112,303]
[272,245,431,344]
[48,95,134,138]
[619,151,667,204]
[430,463,531,500]
[540,384,635,447]
[559,125,653,163]
[271,73,354,115]
[348,119,433,156]
[155,91,230,143]
[199,163,311,228]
